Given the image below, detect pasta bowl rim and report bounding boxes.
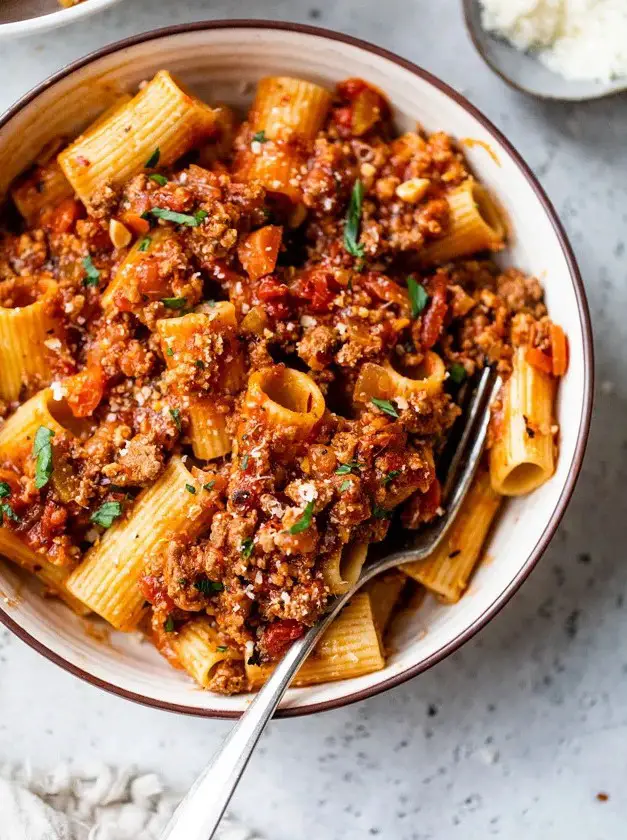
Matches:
[0,20,594,719]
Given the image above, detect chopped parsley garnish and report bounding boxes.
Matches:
[161,297,187,310]
[0,482,11,499]
[194,577,224,594]
[252,130,267,143]
[339,480,352,493]
[195,359,205,369]
[149,208,207,226]
[448,363,467,385]
[372,503,390,520]
[241,537,254,558]
[90,501,123,528]
[169,408,182,431]
[33,426,55,489]
[344,179,365,259]
[382,470,401,486]
[137,236,152,252]
[203,480,216,492]
[241,454,249,470]
[185,484,196,495]
[82,254,100,287]
[217,645,229,652]
[148,173,168,186]
[371,398,399,419]
[145,148,160,168]
[164,615,175,632]
[407,275,428,319]
[0,502,19,524]
[165,347,174,357]
[289,500,315,534]
[335,461,362,475]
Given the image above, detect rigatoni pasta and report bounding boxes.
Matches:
[65,457,213,630]
[0,69,567,696]
[490,346,557,495]
[58,70,216,207]
[402,470,502,602]
[0,278,60,402]
[246,594,384,689]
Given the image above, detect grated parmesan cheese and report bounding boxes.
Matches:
[479,0,627,82]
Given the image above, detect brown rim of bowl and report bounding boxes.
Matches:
[0,20,594,720]
[461,0,627,102]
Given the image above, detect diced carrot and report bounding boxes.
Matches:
[64,364,105,418]
[550,323,569,377]
[525,347,553,376]
[46,197,84,235]
[238,225,283,282]
[121,211,150,236]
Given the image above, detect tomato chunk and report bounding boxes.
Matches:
[140,574,176,612]
[65,364,105,418]
[420,273,448,349]
[262,619,305,659]
[238,225,283,282]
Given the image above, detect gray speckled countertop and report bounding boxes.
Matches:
[0,2,625,838]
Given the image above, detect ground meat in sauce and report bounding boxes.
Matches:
[0,75,564,695]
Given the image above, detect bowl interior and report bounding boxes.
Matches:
[0,25,590,717]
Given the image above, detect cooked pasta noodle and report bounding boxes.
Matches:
[490,347,556,495]
[402,470,502,602]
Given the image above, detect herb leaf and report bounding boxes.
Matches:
[0,503,20,524]
[148,173,168,186]
[344,179,365,259]
[217,645,229,652]
[449,363,467,384]
[335,461,362,476]
[289,500,315,535]
[138,236,152,252]
[161,297,187,310]
[90,501,123,528]
[241,537,254,558]
[372,503,390,519]
[371,397,399,418]
[407,275,428,319]
[82,254,100,287]
[0,482,11,499]
[169,408,182,431]
[165,347,174,357]
[33,426,55,489]
[241,454,249,470]
[339,480,352,493]
[252,130,267,143]
[203,480,216,492]
[185,484,196,495]
[194,577,224,594]
[382,469,401,486]
[164,615,175,632]
[149,207,207,226]
[145,148,160,168]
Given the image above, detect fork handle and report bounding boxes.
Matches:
[160,591,352,840]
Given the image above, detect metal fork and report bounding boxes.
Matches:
[161,366,501,840]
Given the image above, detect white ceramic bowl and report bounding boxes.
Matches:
[0,0,122,40]
[0,22,593,718]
